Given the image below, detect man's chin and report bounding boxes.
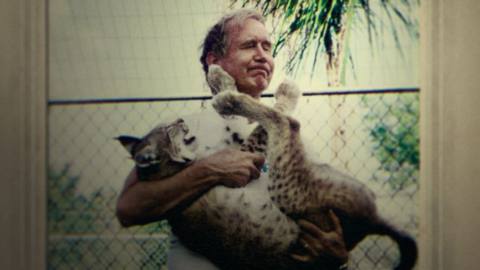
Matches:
[237,79,269,97]
[252,77,269,92]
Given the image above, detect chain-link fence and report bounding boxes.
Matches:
[47,89,419,269]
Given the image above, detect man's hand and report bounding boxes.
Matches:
[196,148,265,188]
[291,210,348,266]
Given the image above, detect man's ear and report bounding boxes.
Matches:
[116,136,141,156]
[206,52,219,66]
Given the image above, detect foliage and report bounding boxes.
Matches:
[362,94,419,191]
[48,164,106,233]
[232,0,419,76]
[47,164,170,268]
[230,0,420,191]
[48,164,170,234]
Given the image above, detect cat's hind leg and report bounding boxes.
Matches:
[240,81,300,157]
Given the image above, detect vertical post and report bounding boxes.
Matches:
[421,0,480,269]
[0,0,47,269]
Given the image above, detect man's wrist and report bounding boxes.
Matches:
[187,159,222,186]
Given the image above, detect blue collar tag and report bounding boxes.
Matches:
[261,163,269,173]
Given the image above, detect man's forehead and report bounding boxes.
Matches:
[226,19,272,41]
[240,36,272,45]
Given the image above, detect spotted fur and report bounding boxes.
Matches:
[210,65,418,270]
[117,78,327,269]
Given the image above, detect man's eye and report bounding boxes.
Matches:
[262,42,272,52]
[240,39,257,47]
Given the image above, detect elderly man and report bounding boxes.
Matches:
[116,9,348,270]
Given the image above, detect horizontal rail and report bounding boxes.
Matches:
[48,87,419,106]
[49,233,169,241]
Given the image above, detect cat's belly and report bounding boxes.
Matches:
[171,174,299,255]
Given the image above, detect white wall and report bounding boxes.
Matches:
[48,0,419,100]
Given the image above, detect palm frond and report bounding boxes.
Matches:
[230,0,419,77]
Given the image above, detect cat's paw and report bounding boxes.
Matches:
[275,79,300,101]
[207,64,237,95]
[274,79,301,113]
[212,91,242,116]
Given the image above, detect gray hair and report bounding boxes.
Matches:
[199,9,265,76]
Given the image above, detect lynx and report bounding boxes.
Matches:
[209,65,418,270]
[117,65,417,270]
[117,76,329,269]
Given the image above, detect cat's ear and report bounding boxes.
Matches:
[116,136,141,156]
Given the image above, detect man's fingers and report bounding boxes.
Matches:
[250,153,265,169]
[298,219,326,239]
[249,165,261,180]
[299,235,321,257]
[290,253,313,263]
[328,210,343,235]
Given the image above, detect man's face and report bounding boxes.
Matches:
[216,18,274,98]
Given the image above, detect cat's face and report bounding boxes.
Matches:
[117,118,197,179]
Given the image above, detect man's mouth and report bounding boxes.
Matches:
[248,67,269,78]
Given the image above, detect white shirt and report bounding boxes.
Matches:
[167,107,257,270]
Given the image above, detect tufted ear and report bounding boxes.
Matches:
[116,135,141,156]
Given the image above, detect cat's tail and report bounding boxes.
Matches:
[372,217,418,270]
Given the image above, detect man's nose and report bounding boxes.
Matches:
[253,45,268,62]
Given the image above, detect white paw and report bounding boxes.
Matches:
[207,64,236,95]
[274,79,301,113]
[212,91,242,116]
[275,79,300,101]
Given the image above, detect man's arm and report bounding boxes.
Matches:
[116,148,265,227]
